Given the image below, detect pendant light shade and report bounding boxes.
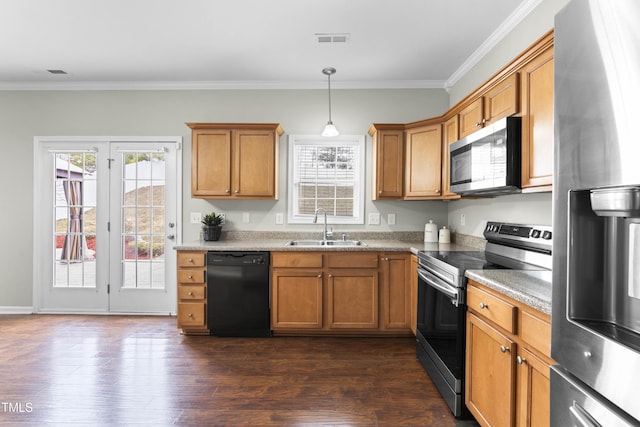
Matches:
[321,67,339,137]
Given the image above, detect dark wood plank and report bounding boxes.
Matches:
[0,315,478,426]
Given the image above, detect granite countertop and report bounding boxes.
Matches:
[175,238,478,255]
[465,269,552,315]
[174,230,486,254]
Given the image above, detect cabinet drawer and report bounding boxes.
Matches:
[327,253,379,269]
[177,251,206,267]
[467,285,516,334]
[178,268,206,284]
[177,303,206,327]
[271,252,323,268]
[520,310,552,358]
[179,285,206,301]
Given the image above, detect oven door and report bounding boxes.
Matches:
[416,266,467,418]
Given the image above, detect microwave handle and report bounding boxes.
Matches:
[417,268,460,306]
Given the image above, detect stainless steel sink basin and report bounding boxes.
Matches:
[285,239,366,247]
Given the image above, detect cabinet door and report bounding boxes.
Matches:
[233,129,277,198]
[516,348,550,427]
[466,313,516,427]
[191,129,232,197]
[442,115,460,199]
[271,270,323,329]
[327,270,378,329]
[520,47,554,191]
[372,129,404,199]
[404,124,442,199]
[459,98,484,138]
[380,253,411,330]
[484,74,519,124]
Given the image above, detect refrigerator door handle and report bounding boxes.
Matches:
[569,401,601,427]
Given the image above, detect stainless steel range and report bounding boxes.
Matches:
[416,221,552,418]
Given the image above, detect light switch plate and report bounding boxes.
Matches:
[275,213,284,225]
[368,213,380,225]
[190,212,202,224]
[388,213,396,225]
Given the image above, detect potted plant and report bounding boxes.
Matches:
[201,212,223,241]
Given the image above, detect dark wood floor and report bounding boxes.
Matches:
[0,315,479,426]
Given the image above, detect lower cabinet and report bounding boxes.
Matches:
[271,251,411,335]
[465,280,553,427]
[176,250,208,335]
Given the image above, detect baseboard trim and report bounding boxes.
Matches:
[0,306,34,314]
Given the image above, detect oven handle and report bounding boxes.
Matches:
[417,267,461,306]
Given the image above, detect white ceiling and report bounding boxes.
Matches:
[0,0,537,90]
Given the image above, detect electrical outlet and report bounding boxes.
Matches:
[368,213,380,225]
[190,212,202,224]
[460,213,466,226]
[218,213,226,225]
[387,213,396,225]
[242,212,250,223]
[275,213,284,225]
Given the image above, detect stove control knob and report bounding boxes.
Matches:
[542,231,552,240]
[531,229,541,238]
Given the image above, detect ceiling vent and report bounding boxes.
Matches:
[315,33,350,44]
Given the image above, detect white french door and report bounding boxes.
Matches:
[33,137,181,314]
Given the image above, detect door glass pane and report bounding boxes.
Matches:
[121,151,166,289]
[53,152,97,288]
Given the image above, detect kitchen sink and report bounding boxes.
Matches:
[285,239,367,247]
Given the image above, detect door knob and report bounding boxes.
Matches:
[167,234,175,240]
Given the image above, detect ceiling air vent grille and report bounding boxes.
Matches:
[315,33,350,44]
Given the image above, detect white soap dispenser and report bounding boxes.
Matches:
[424,220,438,243]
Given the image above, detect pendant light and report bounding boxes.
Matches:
[321,67,339,137]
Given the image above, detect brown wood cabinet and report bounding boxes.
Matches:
[520,46,554,192]
[380,252,411,331]
[442,115,461,199]
[176,251,208,335]
[271,251,411,335]
[404,124,442,199]
[369,124,404,200]
[465,280,553,427]
[187,123,283,199]
[459,74,520,139]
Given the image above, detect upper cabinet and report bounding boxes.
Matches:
[187,123,284,199]
[404,124,443,199]
[441,115,460,200]
[369,124,405,200]
[459,74,519,138]
[520,45,554,192]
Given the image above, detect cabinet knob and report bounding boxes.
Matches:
[435,189,440,193]
[188,275,193,279]
[317,274,322,278]
[225,189,230,193]
[235,190,239,194]
[187,258,193,263]
[188,291,193,296]
[475,121,482,127]
[479,302,489,309]
[379,190,383,195]
[500,345,510,353]
[328,274,333,278]
[516,355,527,365]
[188,313,193,318]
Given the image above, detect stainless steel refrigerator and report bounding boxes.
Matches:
[552,0,640,425]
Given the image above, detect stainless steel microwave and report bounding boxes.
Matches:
[449,116,521,196]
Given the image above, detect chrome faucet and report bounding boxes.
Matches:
[313,208,332,240]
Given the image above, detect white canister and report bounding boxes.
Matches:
[438,226,451,244]
[424,220,438,243]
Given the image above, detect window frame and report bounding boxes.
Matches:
[287,134,365,225]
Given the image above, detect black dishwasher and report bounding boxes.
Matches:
[206,251,271,337]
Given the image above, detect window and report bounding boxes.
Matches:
[288,135,365,224]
